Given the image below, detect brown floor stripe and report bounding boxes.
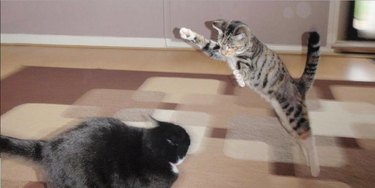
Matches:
[0,66,234,115]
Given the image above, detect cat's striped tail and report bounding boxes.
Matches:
[0,135,46,162]
[298,32,320,97]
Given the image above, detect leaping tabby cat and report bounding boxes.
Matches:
[179,20,320,177]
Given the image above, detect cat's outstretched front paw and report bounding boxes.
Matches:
[179,28,197,41]
[233,70,246,87]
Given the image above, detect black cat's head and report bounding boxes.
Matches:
[144,118,190,165]
[211,19,253,56]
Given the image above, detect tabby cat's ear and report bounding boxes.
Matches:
[233,26,250,41]
[232,33,246,41]
[212,19,227,34]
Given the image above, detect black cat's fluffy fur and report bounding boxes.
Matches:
[0,117,191,188]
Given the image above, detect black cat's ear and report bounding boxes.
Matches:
[212,19,227,34]
[147,115,161,127]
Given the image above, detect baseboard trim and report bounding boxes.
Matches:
[1,33,331,54]
[0,34,166,48]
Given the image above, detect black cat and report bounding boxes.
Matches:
[0,117,191,188]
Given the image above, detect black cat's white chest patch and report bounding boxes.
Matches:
[170,162,179,174]
[169,157,186,174]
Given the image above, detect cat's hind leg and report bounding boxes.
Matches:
[298,135,320,177]
[270,99,320,177]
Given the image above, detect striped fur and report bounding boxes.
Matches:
[298,32,320,97]
[180,20,320,176]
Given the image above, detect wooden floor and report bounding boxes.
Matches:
[1,45,375,188]
[1,45,375,81]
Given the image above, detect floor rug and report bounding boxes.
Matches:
[1,66,375,188]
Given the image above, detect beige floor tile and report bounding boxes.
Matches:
[224,139,270,161]
[138,77,227,103]
[310,100,375,139]
[1,103,80,139]
[176,94,275,128]
[69,89,165,118]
